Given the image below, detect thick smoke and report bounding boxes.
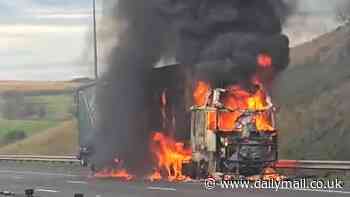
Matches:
[94,0,293,175]
[93,0,170,175]
[163,0,291,65]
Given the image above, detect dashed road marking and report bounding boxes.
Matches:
[67,180,88,184]
[147,186,177,191]
[36,189,60,193]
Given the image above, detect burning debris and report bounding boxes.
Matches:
[247,167,286,182]
[89,0,293,181]
[94,168,134,181]
[94,159,134,181]
[149,132,192,182]
[147,170,162,182]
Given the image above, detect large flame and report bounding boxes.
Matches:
[94,59,277,181]
[193,77,274,132]
[149,132,192,182]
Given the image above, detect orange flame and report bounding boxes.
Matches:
[94,168,134,181]
[257,53,272,68]
[193,79,274,132]
[193,81,211,107]
[147,170,162,182]
[262,168,286,181]
[94,158,134,181]
[150,132,192,182]
[247,168,286,181]
[220,84,274,132]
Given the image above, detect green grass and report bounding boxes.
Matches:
[0,94,75,146]
[0,83,78,149]
[0,120,78,155]
[25,95,74,121]
[0,119,57,137]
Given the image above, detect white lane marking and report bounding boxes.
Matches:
[67,180,88,184]
[147,186,177,191]
[281,188,350,194]
[0,170,78,177]
[36,189,60,193]
[12,176,24,179]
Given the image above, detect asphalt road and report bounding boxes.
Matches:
[0,162,349,197]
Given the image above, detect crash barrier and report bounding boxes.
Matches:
[0,156,349,171]
[276,160,350,170]
[0,155,79,164]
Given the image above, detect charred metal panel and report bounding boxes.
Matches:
[150,64,194,141]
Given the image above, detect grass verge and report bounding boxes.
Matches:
[0,120,78,155]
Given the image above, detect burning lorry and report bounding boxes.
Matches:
[75,60,279,180]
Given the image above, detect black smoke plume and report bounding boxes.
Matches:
[93,0,293,175]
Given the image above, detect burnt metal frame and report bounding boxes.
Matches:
[215,131,278,175]
[211,107,279,163]
[190,106,279,176]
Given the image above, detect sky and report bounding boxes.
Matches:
[0,0,345,81]
[284,0,343,46]
[0,0,100,80]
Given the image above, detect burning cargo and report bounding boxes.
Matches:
[76,0,293,181]
[148,60,279,179]
[77,59,280,180]
[189,78,278,178]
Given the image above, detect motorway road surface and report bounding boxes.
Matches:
[0,162,349,197]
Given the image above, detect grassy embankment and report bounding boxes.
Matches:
[0,120,78,155]
[0,81,80,155]
[274,25,350,160]
[275,62,350,160]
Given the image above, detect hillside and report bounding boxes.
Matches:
[0,81,82,96]
[290,25,350,67]
[274,24,350,160]
[0,121,78,155]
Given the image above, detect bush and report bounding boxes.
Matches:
[2,93,25,120]
[2,130,27,144]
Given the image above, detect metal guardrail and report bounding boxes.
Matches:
[275,160,350,170]
[0,156,349,171]
[0,155,79,163]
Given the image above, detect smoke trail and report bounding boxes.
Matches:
[94,0,294,175]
